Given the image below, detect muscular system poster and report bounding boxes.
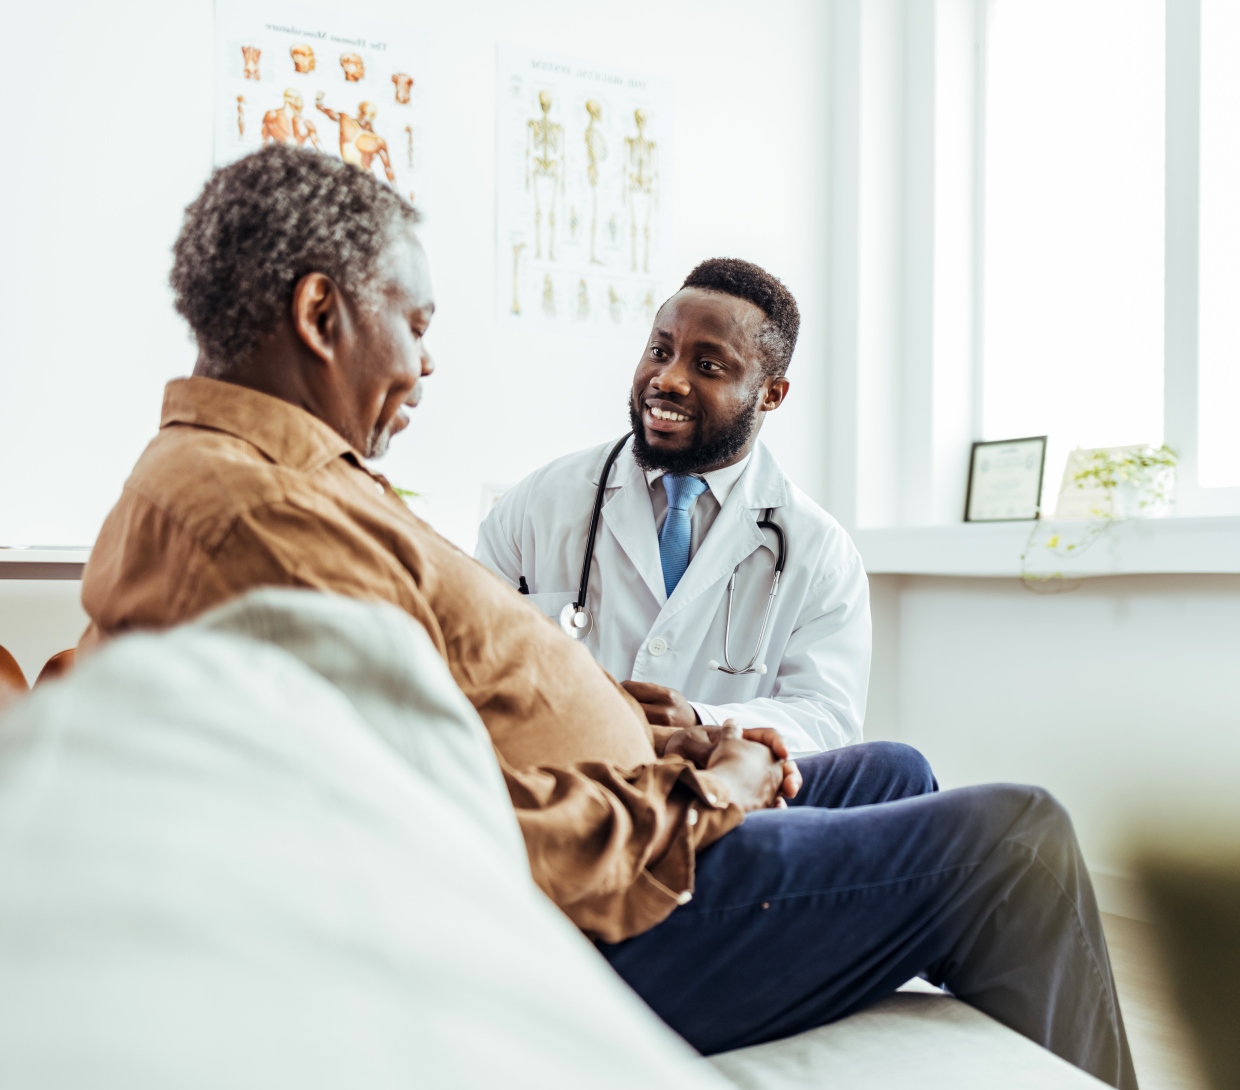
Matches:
[496,47,674,332]
[214,1,427,211]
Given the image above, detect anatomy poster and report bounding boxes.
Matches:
[496,47,674,332]
[214,1,427,211]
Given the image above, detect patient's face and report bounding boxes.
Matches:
[629,288,774,474]
[346,231,436,458]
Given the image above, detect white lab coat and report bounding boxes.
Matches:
[475,438,871,756]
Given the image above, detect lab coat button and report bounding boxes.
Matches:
[648,637,668,656]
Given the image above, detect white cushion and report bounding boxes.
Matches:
[0,590,730,1090]
[709,992,1108,1089]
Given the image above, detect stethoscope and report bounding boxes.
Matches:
[558,432,787,676]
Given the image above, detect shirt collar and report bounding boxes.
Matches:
[645,453,752,509]
[160,376,357,473]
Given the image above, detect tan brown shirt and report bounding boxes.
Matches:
[82,378,743,941]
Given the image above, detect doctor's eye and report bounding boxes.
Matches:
[649,345,669,360]
[699,359,724,373]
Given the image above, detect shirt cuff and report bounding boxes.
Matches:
[688,700,723,727]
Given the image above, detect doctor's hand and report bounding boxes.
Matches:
[701,723,787,812]
[665,721,801,803]
[621,681,700,728]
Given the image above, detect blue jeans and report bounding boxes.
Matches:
[600,742,1137,1090]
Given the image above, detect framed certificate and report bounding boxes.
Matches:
[964,436,1047,522]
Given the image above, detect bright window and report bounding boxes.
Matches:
[1197,0,1240,488]
[980,0,1166,508]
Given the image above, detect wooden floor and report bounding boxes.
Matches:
[1101,913,1209,1090]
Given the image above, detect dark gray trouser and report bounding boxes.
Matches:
[600,742,1138,1090]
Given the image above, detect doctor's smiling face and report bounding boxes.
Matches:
[629,258,798,475]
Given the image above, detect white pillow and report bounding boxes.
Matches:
[0,590,730,1090]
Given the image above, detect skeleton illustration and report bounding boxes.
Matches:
[290,44,316,73]
[584,99,608,264]
[236,96,246,138]
[340,53,365,82]
[511,243,525,315]
[608,285,623,324]
[392,73,413,104]
[404,125,413,168]
[542,274,556,318]
[525,90,565,260]
[577,279,590,320]
[242,45,261,80]
[316,94,395,182]
[262,89,321,150]
[642,289,656,326]
[624,109,658,273]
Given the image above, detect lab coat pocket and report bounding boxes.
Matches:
[525,591,576,621]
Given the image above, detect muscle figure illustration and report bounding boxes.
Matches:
[316,94,395,183]
[525,90,565,260]
[404,125,413,167]
[262,89,321,149]
[242,45,261,80]
[290,44,316,73]
[624,108,659,273]
[392,73,413,104]
[340,52,365,82]
[236,96,246,137]
[584,99,608,264]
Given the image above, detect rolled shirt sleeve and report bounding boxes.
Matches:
[499,750,743,943]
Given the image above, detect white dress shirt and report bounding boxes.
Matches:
[644,455,752,564]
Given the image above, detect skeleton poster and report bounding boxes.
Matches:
[214,1,427,211]
[496,47,674,331]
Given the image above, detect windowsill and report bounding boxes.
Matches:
[0,548,91,580]
[6,518,1240,581]
[854,516,1240,577]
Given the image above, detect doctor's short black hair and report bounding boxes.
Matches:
[170,144,421,372]
[681,257,800,377]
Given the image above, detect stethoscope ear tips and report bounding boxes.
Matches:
[707,660,720,671]
[756,663,768,675]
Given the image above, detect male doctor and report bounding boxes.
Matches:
[475,258,869,756]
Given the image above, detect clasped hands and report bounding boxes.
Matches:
[622,680,800,812]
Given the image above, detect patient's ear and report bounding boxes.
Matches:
[290,271,346,366]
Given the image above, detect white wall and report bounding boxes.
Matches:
[0,581,88,687]
[0,0,832,553]
[868,572,1240,913]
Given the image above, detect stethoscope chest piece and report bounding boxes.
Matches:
[560,602,593,639]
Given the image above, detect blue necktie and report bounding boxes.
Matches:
[659,474,708,597]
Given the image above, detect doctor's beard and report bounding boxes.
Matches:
[628,382,763,475]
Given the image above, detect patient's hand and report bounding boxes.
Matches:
[621,681,699,728]
[666,721,801,803]
[703,723,788,812]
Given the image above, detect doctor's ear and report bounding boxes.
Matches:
[760,377,790,413]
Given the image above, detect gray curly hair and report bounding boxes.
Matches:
[171,144,421,370]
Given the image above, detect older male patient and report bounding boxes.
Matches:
[82,146,1136,1090]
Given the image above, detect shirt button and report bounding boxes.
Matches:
[686,806,699,827]
[648,637,668,656]
[374,481,384,495]
[676,891,693,906]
